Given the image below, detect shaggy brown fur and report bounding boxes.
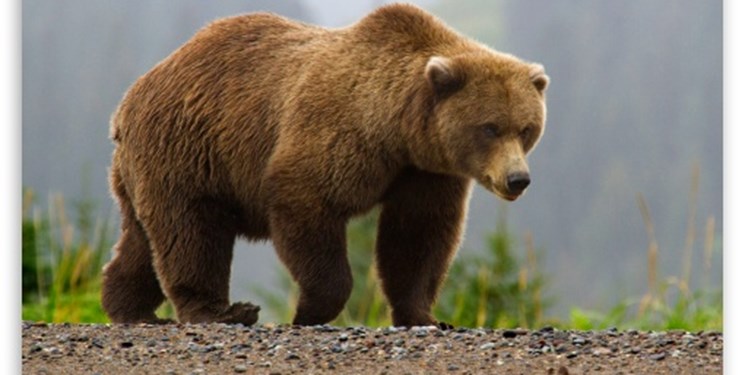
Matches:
[102,3,549,327]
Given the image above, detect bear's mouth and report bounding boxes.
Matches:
[478,177,521,202]
[502,193,520,201]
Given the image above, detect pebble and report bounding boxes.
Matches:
[285,353,300,360]
[592,347,612,356]
[233,364,247,373]
[502,330,518,338]
[91,339,104,349]
[571,336,588,346]
[650,352,667,361]
[479,342,496,350]
[120,341,134,348]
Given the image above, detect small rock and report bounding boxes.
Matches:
[414,330,428,338]
[566,351,579,359]
[447,364,459,371]
[479,342,496,350]
[571,336,587,346]
[233,364,248,373]
[120,341,134,349]
[502,330,518,338]
[91,339,104,349]
[650,352,666,361]
[592,347,612,356]
[285,353,300,360]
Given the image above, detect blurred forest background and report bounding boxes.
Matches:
[22,0,722,326]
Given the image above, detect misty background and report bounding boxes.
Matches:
[22,0,722,321]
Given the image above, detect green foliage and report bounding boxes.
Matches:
[435,218,549,328]
[21,188,114,323]
[566,287,722,332]
[565,185,722,332]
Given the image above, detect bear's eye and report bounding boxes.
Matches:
[481,123,501,138]
[519,126,532,143]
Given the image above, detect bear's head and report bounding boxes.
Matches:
[420,52,549,201]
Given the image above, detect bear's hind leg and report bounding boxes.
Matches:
[376,169,471,327]
[102,169,169,324]
[141,197,259,325]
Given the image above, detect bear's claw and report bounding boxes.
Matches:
[437,321,454,330]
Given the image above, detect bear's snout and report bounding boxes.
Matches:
[506,171,531,195]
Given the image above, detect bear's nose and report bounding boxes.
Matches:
[507,172,531,194]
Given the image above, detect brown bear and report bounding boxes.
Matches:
[101,3,548,327]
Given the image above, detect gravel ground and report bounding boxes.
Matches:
[22,322,722,374]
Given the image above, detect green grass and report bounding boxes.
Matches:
[22,188,113,323]
[563,168,722,331]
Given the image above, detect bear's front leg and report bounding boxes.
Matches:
[376,168,471,327]
[269,207,352,326]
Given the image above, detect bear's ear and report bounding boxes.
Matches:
[425,56,465,95]
[529,63,550,93]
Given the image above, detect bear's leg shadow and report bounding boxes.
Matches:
[102,167,169,324]
[375,169,470,327]
[140,197,259,325]
[269,209,352,326]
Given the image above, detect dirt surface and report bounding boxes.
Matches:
[22,321,722,374]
